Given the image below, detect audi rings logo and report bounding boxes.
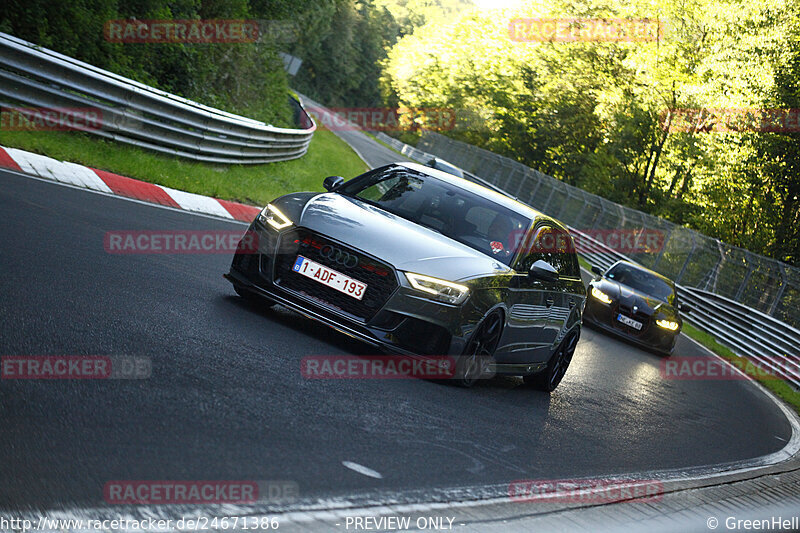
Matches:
[320,245,359,268]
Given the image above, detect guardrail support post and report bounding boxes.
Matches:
[651,225,672,269]
[676,233,697,284]
[734,256,756,302]
[769,266,789,316]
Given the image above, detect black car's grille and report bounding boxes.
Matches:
[273,228,398,322]
[614,303,651,335]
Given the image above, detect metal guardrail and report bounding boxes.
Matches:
[0,32,315,164]
[377,135,432,163]
[375,132,800,388]
[413,132,800,332]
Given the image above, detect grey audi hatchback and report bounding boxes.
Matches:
[226,163,586,390]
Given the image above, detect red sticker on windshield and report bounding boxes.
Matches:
[490,241,505,254]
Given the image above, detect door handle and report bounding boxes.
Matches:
[545,297,555,308]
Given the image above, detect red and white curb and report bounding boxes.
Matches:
[0,145,261,222]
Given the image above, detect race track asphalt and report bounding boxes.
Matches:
[0,168,791,511]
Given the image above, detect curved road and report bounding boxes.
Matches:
[0,165,792,512]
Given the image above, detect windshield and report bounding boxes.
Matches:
[606,263,676,303]
[339,167,531,265]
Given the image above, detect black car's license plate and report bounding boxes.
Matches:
[617,313,643,330]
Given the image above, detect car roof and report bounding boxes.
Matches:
[427,158,463,175]
[610,260,676,286]
[396,162,565,230]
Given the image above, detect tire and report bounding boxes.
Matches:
[454,311,504,388]
[524,330,580,392]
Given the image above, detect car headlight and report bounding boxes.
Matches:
[404,272,470,305]
[258,203,292,230]
[591,287,612,304]
[656,319,679,331]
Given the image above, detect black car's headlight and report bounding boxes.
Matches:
[656,318,679,331]
[258,203,293,230]
[404,272,470,305]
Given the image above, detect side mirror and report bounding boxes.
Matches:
[591,265,603,276]
[680,303,693,314]
[529,259,559,282]
[323,176,344,191]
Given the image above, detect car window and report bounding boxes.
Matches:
[339,167,531,265]
[516,225,580,278]
[464,206,496,235]
[355,171,421,204]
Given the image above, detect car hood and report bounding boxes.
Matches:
[593,278,677,317]
[290,193,511,280]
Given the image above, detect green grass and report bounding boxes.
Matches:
[682,322,800,415]
[0,126,368,206]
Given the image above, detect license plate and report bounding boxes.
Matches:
[292,255,367,300]
[617,313,643,330]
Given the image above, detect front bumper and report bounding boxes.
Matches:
[226,268,421,355]
[584,297,677,354]
[226,222,550,377]
[226,221,476,358]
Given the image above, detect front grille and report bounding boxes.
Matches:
[273,228,398,322]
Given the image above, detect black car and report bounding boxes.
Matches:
[225,163,586,390]
[584,260,689,354]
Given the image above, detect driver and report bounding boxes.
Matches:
[487,214,514,257]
